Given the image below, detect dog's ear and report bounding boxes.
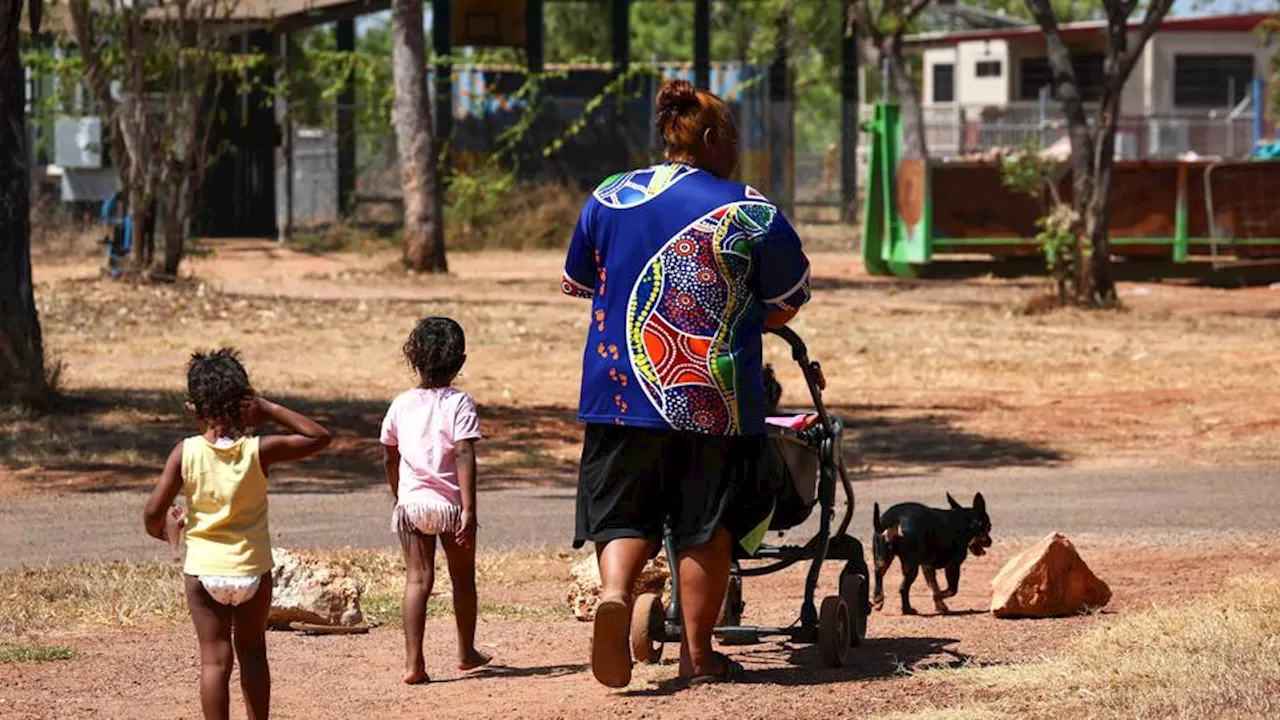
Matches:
[973,492,986,515]
[947,492,962,510]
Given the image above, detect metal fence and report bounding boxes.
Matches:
[279,62,780,227]
[273,64,778,226]
[277,127,339,227]
[914,102,1258,161]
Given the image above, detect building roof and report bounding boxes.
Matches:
[25,0,390,35]
[905,11,1276,49]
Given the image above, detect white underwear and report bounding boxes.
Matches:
[200,575,262,606]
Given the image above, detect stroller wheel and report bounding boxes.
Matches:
[839,568,870,647]
[630,592,665,665]
[818,596,852,668]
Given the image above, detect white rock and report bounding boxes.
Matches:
[567,553,670,621]
[268,548,365,628]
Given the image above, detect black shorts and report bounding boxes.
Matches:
[573,424,777,556]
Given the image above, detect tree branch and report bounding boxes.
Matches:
[1023,0,1087,122]
[66,0,116,118]
[849,0,884,46]
[1113,0,1173,85]
[901,0,932,32]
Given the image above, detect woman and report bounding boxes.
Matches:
[561,79,811,688]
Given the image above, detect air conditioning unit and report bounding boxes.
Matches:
[54,116,106,169]
[1147,119,1189,159]
[1114,131,1138,159]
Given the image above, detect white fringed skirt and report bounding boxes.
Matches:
[392,498,463,536]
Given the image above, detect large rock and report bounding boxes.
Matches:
[268,548,366,628]
[567,553,670,621]
[989,533,1111,618]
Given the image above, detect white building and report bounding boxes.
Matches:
[904,12,1277,158]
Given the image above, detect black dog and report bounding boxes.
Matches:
[871,493,992,615]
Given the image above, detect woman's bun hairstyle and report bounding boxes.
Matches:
[654,79,729,163]
[655,79,700,130]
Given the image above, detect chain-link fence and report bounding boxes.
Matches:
[281,61,778,227]
[914,103,1258,160]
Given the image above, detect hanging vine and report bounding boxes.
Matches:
[25,20,701,257]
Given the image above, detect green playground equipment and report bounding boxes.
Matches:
[860,102,1280,278]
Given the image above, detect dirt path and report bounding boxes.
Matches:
[17,243,1280,495]
[19,231,1280,716]
[4,540,1278,720]
[4,465,1276,570]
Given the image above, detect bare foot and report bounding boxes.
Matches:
[403,668,430,685]
[458,649,492,672]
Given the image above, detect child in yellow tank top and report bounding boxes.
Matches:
[144,348,330,720]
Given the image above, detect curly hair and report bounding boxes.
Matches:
[187,348,253,432]
[404,317,466,388]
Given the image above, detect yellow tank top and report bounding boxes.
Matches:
[181,436,273,577]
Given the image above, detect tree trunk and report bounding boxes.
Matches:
[158,182,186,280]
[130,196,154,270]
[0,0,47,407]
[1066,118,1094,302]
[391,0,447,273]
[1084,96,1121,305]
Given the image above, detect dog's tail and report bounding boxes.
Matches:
[872,502,883,534]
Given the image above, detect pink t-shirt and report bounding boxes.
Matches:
[380,387,482,508]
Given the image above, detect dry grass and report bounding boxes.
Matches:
[290,179,586,257]
[29,194,102,265]
[0,549,577,634]
[314,547,575,627]
[880,575,1280,719]
[447,180,584,253]
[290,223,399,257]
[0,562,188,636]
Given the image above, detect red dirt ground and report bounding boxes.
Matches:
[4,541,1277,719]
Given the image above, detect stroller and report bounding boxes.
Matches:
[629,327,871,669]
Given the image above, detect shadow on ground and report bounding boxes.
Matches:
[844,407,1064,474]
[626,635,968,695]
[919,258,1280,287]
[0,388,579,494]
[833,404,1065,475]
[431,662,590,684]
[2,391,1061,494]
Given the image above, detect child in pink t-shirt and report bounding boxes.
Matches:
[381,317,490,684]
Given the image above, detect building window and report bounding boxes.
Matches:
[932,63,955,103]
[1019,54,1104,102]
[1173,55,1252,108]
[975,60,1002,78]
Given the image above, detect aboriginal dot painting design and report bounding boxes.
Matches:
[593,163,698,209]
[627,201,777,434]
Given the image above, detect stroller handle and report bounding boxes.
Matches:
[765,326,830,422]
[765,326,807,363]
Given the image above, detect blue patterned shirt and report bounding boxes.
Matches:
[562,163,811,436]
